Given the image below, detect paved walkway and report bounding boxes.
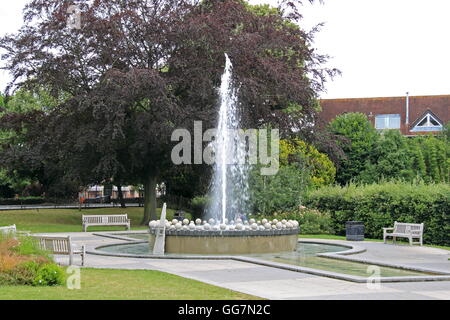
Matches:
[38,232,450,300]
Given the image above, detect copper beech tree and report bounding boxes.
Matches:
[0,0,338,224]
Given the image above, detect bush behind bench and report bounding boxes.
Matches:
[305,182,449,246]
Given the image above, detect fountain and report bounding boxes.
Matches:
[206,53,249,223]
[147,54,299,254]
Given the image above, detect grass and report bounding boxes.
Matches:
[299,234,450,251]
[0,268,260,300]
[0,207,186,233]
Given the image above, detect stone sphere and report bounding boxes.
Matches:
[189,223,196,231]
[262,218,268,224]
[195,219,202,225]
[251,223,258,230]
[235,223,244,230]
[183,219,189,225]
[219,224,227,231]
[292,221,299,228]
[208,218,215,225]
[212,225,219,231]
[169,225,176,230]
[276,222,283,229]
[202,220,207,225]
[196,225,203,231]
[264,223,271,230]
[224,218,229,224]
[244,220,249,225]
[286,222,293,228]
[257,220,261,225]
[236,218,243,224]
[172,219,178,225]
[204,223,211,230]
[272,219,279,224]
[165,222,171,228]
[228,225,235,231]
[175,222,182,229]
[249,218,256,224]
[259,226,266,231]
[182,225,189,231]
[272,224,277,229]
[229,220,235,225]
[281,219,287,224]
[149,220,157,228]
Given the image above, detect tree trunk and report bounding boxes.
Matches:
[117,185,126,208]
[141,174,157,225]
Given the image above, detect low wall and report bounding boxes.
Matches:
[149,232,298,254]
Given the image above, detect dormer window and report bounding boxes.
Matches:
[411,112,443,132]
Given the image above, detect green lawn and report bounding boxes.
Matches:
[299,234,450,251]
[0,268,260,300]
[0,207,186,233]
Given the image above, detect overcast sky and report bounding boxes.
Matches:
[1,0,450,99]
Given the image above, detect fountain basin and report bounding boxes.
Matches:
[149,228,299,254]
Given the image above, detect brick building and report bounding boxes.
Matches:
[319,94,449,136]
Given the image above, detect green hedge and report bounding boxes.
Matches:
[0,197,46,206]
[305,182,450,246]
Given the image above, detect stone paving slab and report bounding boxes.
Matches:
[47,232,450,300]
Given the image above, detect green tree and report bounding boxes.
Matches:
[1,0,336,224]
[328,113,379,184]
[279,138,336,187]
[249,163,310,215]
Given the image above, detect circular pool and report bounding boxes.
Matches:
[98,239,348,257]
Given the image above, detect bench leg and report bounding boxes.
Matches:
[81,246,86,266]
[69,253,73,266]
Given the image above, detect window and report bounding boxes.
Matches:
[411,112,443,132]
[375,114,401,130]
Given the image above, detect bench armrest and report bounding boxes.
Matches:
[15,231,32,237]
[72,243,85,252]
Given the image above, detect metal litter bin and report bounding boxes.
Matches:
[346,221,364,241]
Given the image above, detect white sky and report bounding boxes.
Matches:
[1,0,450,99]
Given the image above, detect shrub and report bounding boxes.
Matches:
[0,235,64,286]
[305,181,450,246]
[32,263,66,286]
[273,208,334,234]
[190,196,210,219]
[279,139,336,187]
[249,164,310,215]
[0,196,45,206]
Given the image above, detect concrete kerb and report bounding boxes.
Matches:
[86,234,450,283]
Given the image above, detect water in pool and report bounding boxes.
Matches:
[99,238,432,278]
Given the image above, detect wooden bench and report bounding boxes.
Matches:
[32,235,86,266]
[0,224,17,236]
[82,214,131,232]
[383,221,424,246]
[0,225,31,237]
